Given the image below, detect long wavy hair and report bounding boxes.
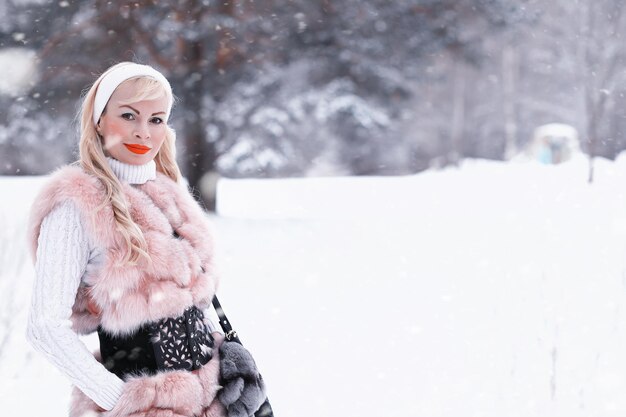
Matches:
[77,62,182,266]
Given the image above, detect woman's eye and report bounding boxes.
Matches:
[121,113,135,120]
[150,117,164,125]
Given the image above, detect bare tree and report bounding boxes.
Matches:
[502,44,520,160]
[577,0,626,182]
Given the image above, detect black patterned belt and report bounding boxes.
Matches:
[98,306,215,378]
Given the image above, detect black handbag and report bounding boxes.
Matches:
[212,296,274,417]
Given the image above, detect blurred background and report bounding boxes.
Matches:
[2,0,626,195]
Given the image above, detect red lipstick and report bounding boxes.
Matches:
[124,144,152,155]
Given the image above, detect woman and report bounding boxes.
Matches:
[26,62,266,417]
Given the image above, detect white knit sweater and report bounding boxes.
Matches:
[27,157,195,411]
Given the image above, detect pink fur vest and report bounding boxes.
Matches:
[28,165,227,417]
[28,165,219,336]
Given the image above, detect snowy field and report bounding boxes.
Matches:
[2,154,626,417]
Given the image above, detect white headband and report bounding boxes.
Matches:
[93,63,173,125]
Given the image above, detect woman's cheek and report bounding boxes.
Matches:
[152,128,166,149]
[106,120,127,140]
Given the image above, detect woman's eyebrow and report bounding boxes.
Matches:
[120,105,166,116]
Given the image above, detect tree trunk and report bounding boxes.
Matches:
[502,45,518,160]
[450,58,465,166]
[178,40,210,202]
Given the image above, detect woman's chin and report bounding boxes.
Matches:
[117,153,153,165]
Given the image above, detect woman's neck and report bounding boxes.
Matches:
[106,156,156,184]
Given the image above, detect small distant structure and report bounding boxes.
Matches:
[528,123,579,164]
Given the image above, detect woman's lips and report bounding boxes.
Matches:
[124,143,152,155]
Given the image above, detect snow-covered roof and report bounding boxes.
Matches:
[533,123,578,139]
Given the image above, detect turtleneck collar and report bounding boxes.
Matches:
[106,156,156,184]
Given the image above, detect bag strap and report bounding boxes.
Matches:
[212,296,274,417]
[212,296,242,344]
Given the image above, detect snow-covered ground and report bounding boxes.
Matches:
[2,154,626,417]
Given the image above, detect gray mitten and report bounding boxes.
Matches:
[218,341,267,417]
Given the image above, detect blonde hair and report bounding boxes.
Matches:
[78,62,182,266]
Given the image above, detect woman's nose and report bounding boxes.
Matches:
[134,123,150,140]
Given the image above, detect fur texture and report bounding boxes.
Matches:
[218,341,267,417]
[69,334,228,417]
[28,166,219,336]
[29,166,225,416]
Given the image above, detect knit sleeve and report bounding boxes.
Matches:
[26,200,125,411]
